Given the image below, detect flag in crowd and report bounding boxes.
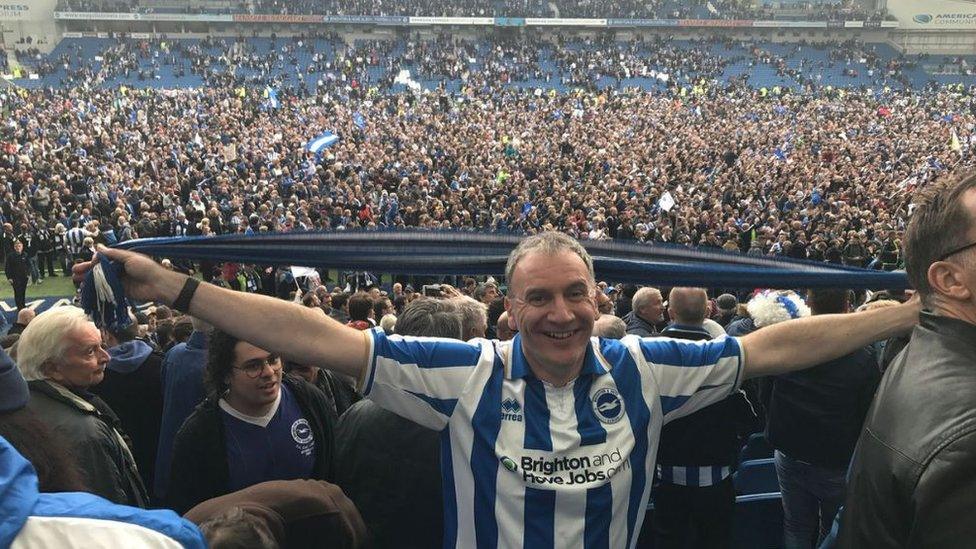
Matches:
[306,131,340,155]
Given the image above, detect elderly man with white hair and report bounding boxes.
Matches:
[18,306,148,507]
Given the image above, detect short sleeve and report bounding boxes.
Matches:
[637,335,744,424]
[362,328,485,431]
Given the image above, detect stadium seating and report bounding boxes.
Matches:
[732,492,785,548]
[18,36,973,92]
[738,432,774,463]
[733,458,779,495]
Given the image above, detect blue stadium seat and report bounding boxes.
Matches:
[738,432,774,463]
[733,492,784,549]
[733,458,779,495]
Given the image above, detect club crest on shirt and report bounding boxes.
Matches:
[592,388,625,424]
[291,418,314,445]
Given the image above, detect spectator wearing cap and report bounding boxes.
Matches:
[16,306,148,507]
[186,480,369,549]
[166,329,338,514]
[624,286,664,337]
[729,290,813,428]
[90,317,165,502]
[768,289,879,548]
[652,288,760,549]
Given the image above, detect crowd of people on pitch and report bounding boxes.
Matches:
[54,0,890,21]
[1,38,973,310]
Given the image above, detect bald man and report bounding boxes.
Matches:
[652,288,760,549]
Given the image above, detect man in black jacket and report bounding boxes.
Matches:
[4,240,29,310]
[334,297,460,549]
[16,306,148,507]
[838,170,976,547]
[167,329,337,514]
[768,289,879,548]
[652,287,759,549]
[623,286,663,337]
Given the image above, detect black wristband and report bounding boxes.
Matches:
[172,276,200,313]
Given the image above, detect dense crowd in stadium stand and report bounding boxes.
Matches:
[2,23,976,548]
[1,36,972,295]
[55,0,891,21]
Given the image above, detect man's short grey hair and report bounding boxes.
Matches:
[667,287,708,324]
[18,307,92,382]
[453,296,488,339]
[593,315,627,339]
[631,287,662,313]
[198,507,277,549]
[396,298,463,339]
[505,232,595,287]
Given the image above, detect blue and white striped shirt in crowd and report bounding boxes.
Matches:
[361,328,744,549]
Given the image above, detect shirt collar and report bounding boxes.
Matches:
[508,333,608,380]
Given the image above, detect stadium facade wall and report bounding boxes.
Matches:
[0,0,59,52]
[889,30,976,55]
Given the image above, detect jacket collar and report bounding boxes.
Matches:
[27,380,97,414]
[919,310,976,349]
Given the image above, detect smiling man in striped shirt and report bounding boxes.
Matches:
[98,231,919,549]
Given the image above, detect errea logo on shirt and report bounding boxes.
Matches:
[501,398,523,422]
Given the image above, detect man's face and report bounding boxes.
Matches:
[50,323,109,390]
[505,251,597,379]
[640,293,664,324]
[483,285,499,303]
[13,241,22,253]
[226,342,282,409]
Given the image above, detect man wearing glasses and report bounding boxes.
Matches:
[837,171,976,547]
[165,329,337,513]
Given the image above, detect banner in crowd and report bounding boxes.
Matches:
[0,297,154,324]
[116,230,911,290]
[51,11,899,29]
[888,0,976,29]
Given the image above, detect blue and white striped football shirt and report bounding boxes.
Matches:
[362,328,744,549]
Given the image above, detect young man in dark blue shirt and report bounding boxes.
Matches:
[166,329,338,514]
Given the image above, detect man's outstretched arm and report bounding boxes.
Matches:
[93,246,368,379]
[740,297,919,379]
